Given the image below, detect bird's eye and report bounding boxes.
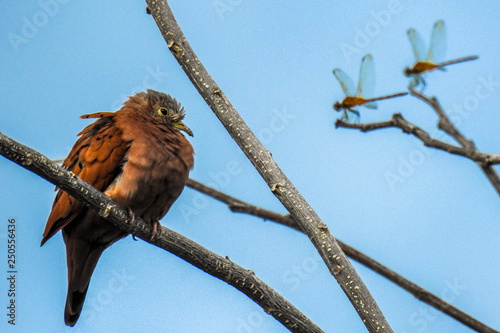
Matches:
[158,107,168,116]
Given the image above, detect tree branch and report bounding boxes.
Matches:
[186,178,499,333]
[145,1,393,331]
[409,87,500,196]
[336,113,500,165]
[185,178,301,232]
[337,89,500,197]
[0,131,323,333]
[409,87,474,148]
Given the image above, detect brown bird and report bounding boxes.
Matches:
[41,89,194,326]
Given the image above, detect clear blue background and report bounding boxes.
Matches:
[1,1,499,332]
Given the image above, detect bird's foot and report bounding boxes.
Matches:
[127,208,136,224]
[127,208,139,241]
[150,220,162,240]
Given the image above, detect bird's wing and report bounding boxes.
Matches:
[41,112,130,245]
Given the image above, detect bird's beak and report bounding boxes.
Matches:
[174,121,193,137]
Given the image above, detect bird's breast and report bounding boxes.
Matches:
[105,133,193,223]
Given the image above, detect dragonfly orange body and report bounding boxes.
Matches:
[336,96,367,108]
[404,60,439,76]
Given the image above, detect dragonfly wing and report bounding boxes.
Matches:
[357,54,375,98]
[409,76,419,88]
[349,110,361,123]
[339,109,360,123]
[339,110,349,121]
[364,102,378,109]
[407,28,426,61]
[428,20,446,63]
[333,68,356,96]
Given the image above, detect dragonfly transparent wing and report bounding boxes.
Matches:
[339,110,349,121]
[356,54,375,98]
[339,109,360,123]
[348,110,360,123]
[333,68,356,96]
[428,20,446,63]
[364,102,378,109]
[407,28,426,61]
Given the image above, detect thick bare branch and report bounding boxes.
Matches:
[0,131,323,333]
[186,178,499,333]
[145,1,393,331]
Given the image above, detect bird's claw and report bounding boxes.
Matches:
[150,220,162,240]
[126,209,161,240]
[127,208,136,224]
[127,208,139,241]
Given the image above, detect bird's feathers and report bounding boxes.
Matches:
[41,90,194,326]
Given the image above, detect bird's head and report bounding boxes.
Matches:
[143,89,193,137]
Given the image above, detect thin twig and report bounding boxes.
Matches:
[409,87,500,196]
[409,87,474,148]
[0,131,323,333]
[145,1,393,331]
[337,89,500,196]
[185,178,301,232]
[186,178,499,333]
[336,114,500,164]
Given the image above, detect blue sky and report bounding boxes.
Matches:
[1,1,499,332]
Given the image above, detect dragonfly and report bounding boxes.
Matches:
[333,54,408,122]
[403,20,478,88]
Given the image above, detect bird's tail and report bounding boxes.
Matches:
[63,236,105,326]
